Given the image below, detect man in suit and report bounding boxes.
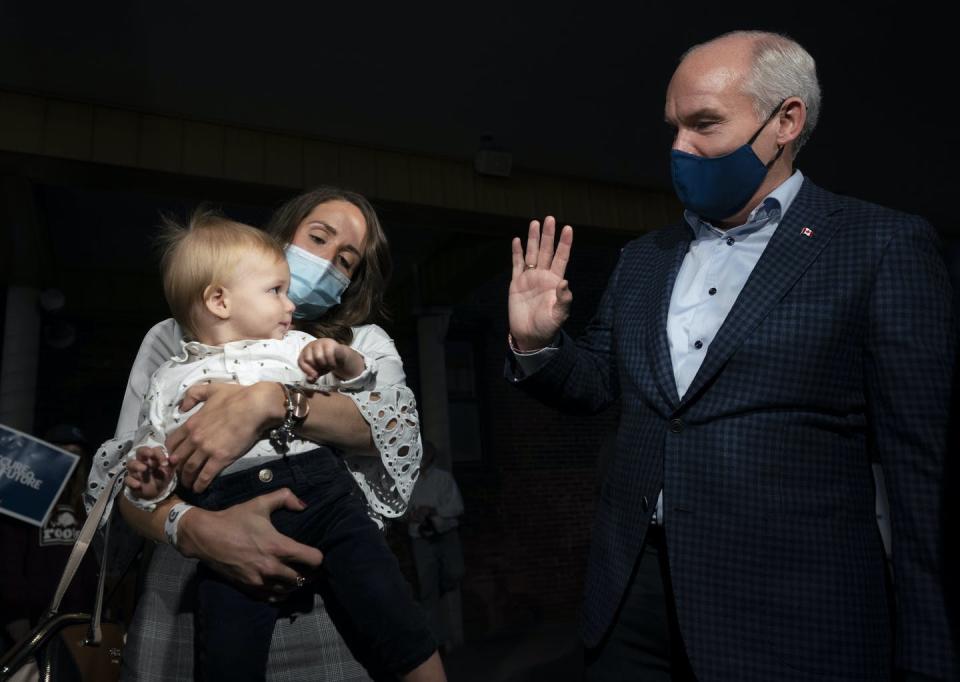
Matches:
[507,31,957,681]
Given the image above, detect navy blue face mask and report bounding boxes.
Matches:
[670,100,786,222]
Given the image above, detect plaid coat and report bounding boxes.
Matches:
[510,179,957,680]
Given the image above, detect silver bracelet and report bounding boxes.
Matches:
[164,502,195,548]
[268,383,311,454]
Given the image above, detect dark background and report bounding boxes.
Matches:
[0,3,953,227]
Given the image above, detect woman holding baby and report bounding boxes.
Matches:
[87,187,442,681]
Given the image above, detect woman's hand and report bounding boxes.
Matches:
[166,382,283,493]
[176,488,324,597]
[509,216,574,351]
[166,379,375,493]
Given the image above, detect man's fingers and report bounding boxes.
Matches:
[550,225,574,278]
[511,237,524,277]
[539,216,557,267]
[557,280,574,308]
[524,219,541,268]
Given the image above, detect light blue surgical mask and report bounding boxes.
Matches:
[670,99,786,221]
[285,244,351,319]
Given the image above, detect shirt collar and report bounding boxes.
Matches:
[684,169,805,238]
[174,335,293,362]
[174,339,224,362]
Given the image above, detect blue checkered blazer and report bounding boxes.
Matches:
[510,179,958,680]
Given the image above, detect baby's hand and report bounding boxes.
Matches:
[124,445,174,500]
[298,338,365,382]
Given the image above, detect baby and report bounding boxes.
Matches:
[123,211,437,681]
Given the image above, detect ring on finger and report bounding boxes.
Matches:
[525,263,536,270]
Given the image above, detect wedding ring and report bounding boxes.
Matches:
[525,263,536,270]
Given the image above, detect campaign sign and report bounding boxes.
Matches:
[0,423,79,527]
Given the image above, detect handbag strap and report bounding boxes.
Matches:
[46,475,124,643]
[85,508,111,645]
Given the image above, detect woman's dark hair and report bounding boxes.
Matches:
[266,186,391,344]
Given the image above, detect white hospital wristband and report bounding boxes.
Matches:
[163,502,195,548]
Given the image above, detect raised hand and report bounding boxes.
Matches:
[509,216,574,350]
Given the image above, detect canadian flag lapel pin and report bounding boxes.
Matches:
[800,226,814,238]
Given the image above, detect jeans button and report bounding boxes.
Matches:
[258,468,274,483]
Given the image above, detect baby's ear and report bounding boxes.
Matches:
[203,284,230,320]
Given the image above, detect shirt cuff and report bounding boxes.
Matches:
[122,475,177,512]
[509,333,561,376]
[336,352,378,391]
[123,442,177,511]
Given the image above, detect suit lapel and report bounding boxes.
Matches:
[647,224,691,410]
[678,180,844,408]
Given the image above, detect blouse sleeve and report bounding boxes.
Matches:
[341,325,422,521]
